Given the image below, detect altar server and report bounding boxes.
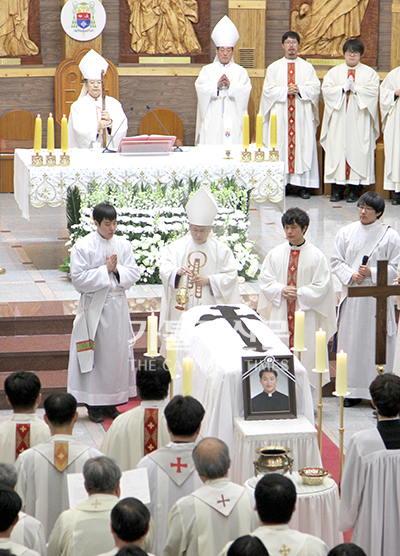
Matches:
[68,49,128,149]
[380,65,400,204]
[195,16,251,145]
[159,187,240,348]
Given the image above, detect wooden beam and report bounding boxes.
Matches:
[391,0,400,69]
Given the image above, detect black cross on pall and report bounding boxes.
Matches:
[195,306,268,352]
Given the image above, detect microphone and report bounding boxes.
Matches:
[146,105,182,152]
[103,107,134,153]
[361,255,369,265]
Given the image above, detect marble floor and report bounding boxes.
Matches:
[1,190,394,452]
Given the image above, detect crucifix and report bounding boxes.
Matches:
[347,260,400,374]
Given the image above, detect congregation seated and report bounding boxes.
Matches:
[101,360,171,471]
[0,372,50,464]
[0,464,45,556]
[137,395,205,555]
[164,437,258,556]
[47,456,122,556]
[15,393,102,539]
[0,485,40,556]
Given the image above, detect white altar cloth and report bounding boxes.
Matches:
[14,146,285,219]
[232,415,322,483]
[245,472,343,549]
[175,305,315,455]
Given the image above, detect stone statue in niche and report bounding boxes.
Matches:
[0,0,39,57]
[127,0,202,54]
[291,0,370,57]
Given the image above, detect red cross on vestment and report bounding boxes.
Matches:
[217,494,230,507]
[144,408,159,455]
[287,62,296,174]
[170,457,188,473]
[345,68,356,181]
[287,249,300,348]
[15,423,31,459]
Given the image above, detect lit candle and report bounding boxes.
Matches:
[256,112,263,149]
[182,356,193,396]
[47,113,54,153]
[147,312,158,357]
[243,112,249,149]
[165,334,177,380]
[315,328,326,372]
[34,114,42,154]
[61,114,68,153]
[293,309,304,351]
[336,350,347,396]
[270,111,277,148]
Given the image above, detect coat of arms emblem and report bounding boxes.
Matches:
[72,2,96,32]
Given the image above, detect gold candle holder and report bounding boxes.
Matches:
[290,346,308,364]
[333,390,349,483]
[0,268,6,275]
[269,147,279,162]
[254,148,265,162]
[32,153,43,166]
[240,148,252,163]
[312,367,329,455]
[60,152,70,166]
[46,153,56,166]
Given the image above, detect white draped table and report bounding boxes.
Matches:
[14,145,285,219]
[245,472,343,549]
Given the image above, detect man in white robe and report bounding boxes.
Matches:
[339,374,400,556]
[68,202,141,423]
[136,395,205,556]
[380,66,400,205]
[195,16,251,145]
[68,50,128,150]
[101,360,171,471]
[0,372,50,463]
[260,31,320,199]
[15,394,102,540]
[165,438,258,556]
[258,208,336,391]
[330,192,400,406]
[160,187,240,349]
[321,39,380,203]
[220,474,328,556]
[0,485,40,556]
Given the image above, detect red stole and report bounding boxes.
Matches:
[144,408,159,455]
[15,423,31,459]
[287,62,296,174]
[287,249,300,347]
[345,68,356,180]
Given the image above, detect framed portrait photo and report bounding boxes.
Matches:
[242,355,297,420]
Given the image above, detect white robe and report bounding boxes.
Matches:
[0,413,50,463]
[259,57,320,188]
[165,477,259,556]
[321,62,380,185]
[160,233,240,343]
[258,241,336,389]
[331,220,400,398]
[380,67,400,192]
[15,434,102,539]
[339,426,400,556]
[68,95,128,150]
[68,232,141,406]
[101,400,170,471]
[219,524,328,556]
[0,539,40,556]
[11,512,46,556]
[136,441,203,556]
[47,494,119,556]
[195,60,252,145]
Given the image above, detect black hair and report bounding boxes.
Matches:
[136,360,171,400]
[327,543,367,556]
[228,536,270,556]
[93,203,117,225]
[282,31,300,44]
[111,498,150,542]
[281,207,310,229]
[4,371,41,410]
[255,474,296,524]
[44,393,77,426]
[343,38,364,56]
[0,485,22,532]
[369,374,400,418]
[357,192,385,218]
[115,547,148,556]
[164,395,205,436]
[259,369,278,379]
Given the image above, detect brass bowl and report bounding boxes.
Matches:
[298,467,329,485]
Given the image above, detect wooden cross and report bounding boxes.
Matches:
[347,260,400,371]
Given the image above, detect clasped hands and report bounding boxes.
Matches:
[106,254,117,273]
[343,76,357,94]
[352,264,371,284]
[287,83,299,96]
[178,265,209,287]
[218,74,230,90]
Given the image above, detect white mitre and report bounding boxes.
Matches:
[186,187,219,226]
[78,49,109,97]
[211,16,239,48]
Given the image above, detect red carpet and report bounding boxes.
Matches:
[101,398,141,431]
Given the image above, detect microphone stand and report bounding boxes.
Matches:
[103,107,134,153]
[146,105,182,152]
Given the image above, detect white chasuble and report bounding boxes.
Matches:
[195,60,251,145]
[11,512,46,556]
[321,62,379,185]
[331,220,400,398]
[260,57,320,188]
[0,414,50,464]
[380,67,400,192]
[258,241,336,390]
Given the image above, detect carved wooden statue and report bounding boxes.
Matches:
[0,0,39,57]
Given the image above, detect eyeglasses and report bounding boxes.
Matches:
[358,205,375,212]
[284,40,298,45]
[218,48,233,54]
[88,80,101,86]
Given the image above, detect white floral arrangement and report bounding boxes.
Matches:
[63,178,259,284]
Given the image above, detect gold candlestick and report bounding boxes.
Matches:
[290,346,307,364]
[269,147,279,162]
[60,152,70,166]
[311,367,329,454]
[31,153,43,166]
[46,153,56,166]
[333,390,349,483]
[240,148,252,162]
[254,148,265,162]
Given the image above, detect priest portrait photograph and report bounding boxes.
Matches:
[251,368,290,413]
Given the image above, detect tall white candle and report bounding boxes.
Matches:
[293,309,305,351]
[182,356,193,396]
[166,334,177,379]
[315,328,326,372]
[336,350,347,396]
[147,313,158,357]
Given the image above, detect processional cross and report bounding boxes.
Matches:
[347,260,400,373]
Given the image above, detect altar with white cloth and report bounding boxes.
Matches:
[174,304,321,481]
[14,146,285,219]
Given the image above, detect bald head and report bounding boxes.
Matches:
[192,437,230,480]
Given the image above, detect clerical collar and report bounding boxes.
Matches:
[289,239,306,248]
[217,59,233,68]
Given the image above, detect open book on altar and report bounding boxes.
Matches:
[117,135,176,155]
